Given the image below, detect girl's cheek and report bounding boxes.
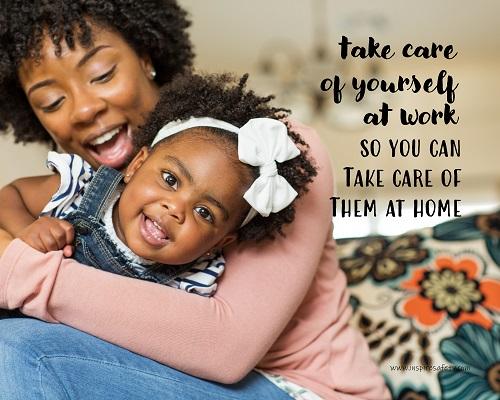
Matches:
[136,186,162,205]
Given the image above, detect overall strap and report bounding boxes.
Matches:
[76,167,124,220]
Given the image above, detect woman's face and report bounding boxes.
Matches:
[18,25,160,170]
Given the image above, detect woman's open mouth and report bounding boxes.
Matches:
[140,213,170,247]
[87,124,134,169]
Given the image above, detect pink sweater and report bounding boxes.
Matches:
[0,121,389,400]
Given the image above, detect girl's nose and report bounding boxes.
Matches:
[162,197,186,224]
[69,89,107,125]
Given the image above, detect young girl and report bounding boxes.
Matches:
[0,72,317,297]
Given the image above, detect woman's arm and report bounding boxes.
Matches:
[0,175,60,236]
[0,122,333,383]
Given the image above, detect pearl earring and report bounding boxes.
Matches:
[150,69,157,79]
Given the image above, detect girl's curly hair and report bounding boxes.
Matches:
[0,0,193,146]
[134,73,318,242]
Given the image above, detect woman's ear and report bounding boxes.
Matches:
[139,54,156,81]
[124,147,149,183]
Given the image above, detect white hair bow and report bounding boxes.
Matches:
[238,118,300,217]
[152,117,300,226]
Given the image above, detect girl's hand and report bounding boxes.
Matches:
[18,216,74,257]
[0,228,13,256]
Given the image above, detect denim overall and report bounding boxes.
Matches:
[64,166,192,285]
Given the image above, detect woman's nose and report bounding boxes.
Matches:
[69,89,107,125]
[162,197,186,224]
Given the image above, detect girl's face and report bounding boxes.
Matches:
[18,25,160,170]
[116,132,252,265]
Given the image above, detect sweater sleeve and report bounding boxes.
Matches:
[0,121,334,384]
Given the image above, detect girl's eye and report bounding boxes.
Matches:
[162,171,178,189]
[41,97,64,113]
[91,65,116,84]
[195,206,214,223]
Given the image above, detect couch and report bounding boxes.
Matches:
[338,210,500,400]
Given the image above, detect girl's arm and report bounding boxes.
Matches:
[0,174,74,254]
[0,175,60,236]
[0,229,13,255]
[0,122,333,383]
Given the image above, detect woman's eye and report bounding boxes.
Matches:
[195,206,214,223]
[91,66,116,84]
[41,98,64,113]
[162,172,178,189]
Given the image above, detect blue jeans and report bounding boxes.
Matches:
[0,318,291,400]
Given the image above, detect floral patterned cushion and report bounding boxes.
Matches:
[338,211,500,400]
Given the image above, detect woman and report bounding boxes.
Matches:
[0,1,389,399]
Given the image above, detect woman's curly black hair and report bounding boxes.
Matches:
[0,0,193,145]
[134,73,318,242]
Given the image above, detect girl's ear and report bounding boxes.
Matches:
[212,233,238,253]
[124,147,149,183]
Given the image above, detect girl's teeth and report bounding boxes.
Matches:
[152,220,165,233]
[90,127,122,146]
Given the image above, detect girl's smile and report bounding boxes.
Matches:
[140,213,170,247]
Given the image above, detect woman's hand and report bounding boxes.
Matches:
[0,228,14,257]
